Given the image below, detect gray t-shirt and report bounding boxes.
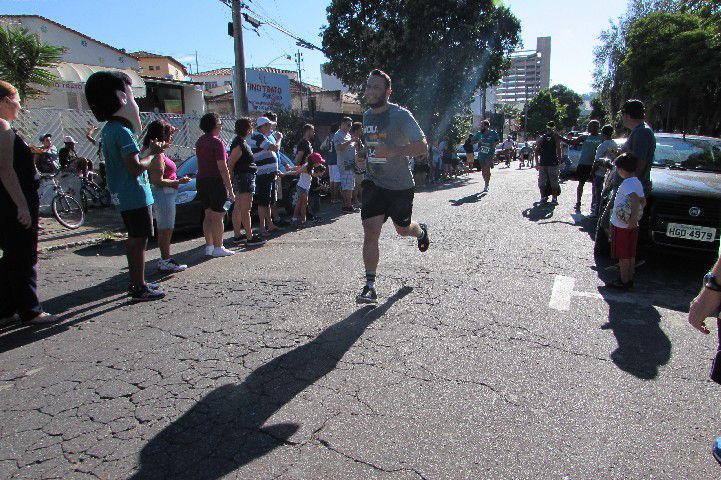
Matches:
[623,122,656,192]
[362,103,425,190]
[333,129,355,171]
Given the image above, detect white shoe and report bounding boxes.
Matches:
[204,245,214,256]
[158,258,188,273]
[28,312,60,325]
[212,246,235,257]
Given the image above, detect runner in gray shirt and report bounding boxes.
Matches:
[357,69,429,304]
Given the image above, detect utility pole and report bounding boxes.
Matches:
[295,49,304,114]
[195,51,199,75]
[232,0,249,115]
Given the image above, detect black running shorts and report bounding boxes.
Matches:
[361,180,414,228]
[121,205,154,238]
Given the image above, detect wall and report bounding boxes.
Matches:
[537,36,552,90]
[0,16,138,70]
[188,74,233,91]
[182,85,206,116]
[139,58,187,81]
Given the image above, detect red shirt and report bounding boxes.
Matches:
[195,133,227,179]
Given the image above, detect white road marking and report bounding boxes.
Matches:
[549,275,575,311]
[549,274,636,311]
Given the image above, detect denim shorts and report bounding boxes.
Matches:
[150,187,177,230]
[340,169,355,191]
[232,172,256,195]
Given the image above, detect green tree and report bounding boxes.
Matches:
[525,89,565,136]
[589,96,609,123]
[321,0,521,141]
[549,85,583,129]
[440,110,473,147]
[592,0,681,119]
[0,24,65,100]
[622,12,721,134]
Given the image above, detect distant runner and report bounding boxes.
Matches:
[472,119,500,193]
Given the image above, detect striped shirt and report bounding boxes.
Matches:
[250,131,278,175]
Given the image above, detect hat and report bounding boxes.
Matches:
[308,152,325,165]
[39,133,52,141]
[256,116,276,128]
[63,135,77,144]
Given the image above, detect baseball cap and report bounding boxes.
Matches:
[64,135,77,144]
[308,152,325,165]
[39,133,52,141]
[256,116,276,128]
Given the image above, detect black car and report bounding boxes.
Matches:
[173,152,298,231]
[595,133,721,255]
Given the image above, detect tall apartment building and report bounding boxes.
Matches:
[495,36,551,106]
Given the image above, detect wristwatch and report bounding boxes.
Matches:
[704,272,721,292]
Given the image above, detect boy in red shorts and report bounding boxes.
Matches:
[607,153,646,290]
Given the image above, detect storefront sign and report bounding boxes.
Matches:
[234,68,291,112]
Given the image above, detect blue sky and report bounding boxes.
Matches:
[4,0,629,93]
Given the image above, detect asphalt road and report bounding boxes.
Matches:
[1,162,719,479]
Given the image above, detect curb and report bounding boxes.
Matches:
[38,232,127,254]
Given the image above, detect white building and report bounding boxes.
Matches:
[0,15,204,115]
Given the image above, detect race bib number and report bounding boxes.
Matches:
[366,142,387,164]
[480,146,490,154]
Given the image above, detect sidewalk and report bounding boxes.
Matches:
[38,206,126,252]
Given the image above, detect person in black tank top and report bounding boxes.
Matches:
[0,80,58,325]
[534,121,562,204]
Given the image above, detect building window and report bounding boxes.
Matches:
[224,81,232,86]
[148,66,154,71]
[205,82,218,89]
[156,66,161,70]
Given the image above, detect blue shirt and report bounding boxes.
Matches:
[578,134,603,166]
[472,129,500,160]
[101,120,153,212]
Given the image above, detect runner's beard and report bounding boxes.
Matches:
[368,98,388,109]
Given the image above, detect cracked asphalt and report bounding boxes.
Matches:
[1,163,720,479]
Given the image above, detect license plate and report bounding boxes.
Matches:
[666,223,716,242]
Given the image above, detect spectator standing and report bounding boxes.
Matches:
[561,120,603,212]
[0,80,59,325]
[250,116,282,237]
[535,121,562,205]
[590,125,618,217]
[463,134,475,171]
[290,152,325,225]
[264,111,290,228]
[326,123,341,203]
[606,153,646,290]
[195,112,235,257]
[145,120,191,272]
[334,117,357,213]
[618,99,656,196]
[85,71,164,301]
[229,117,266,247]
[351,122,366,206]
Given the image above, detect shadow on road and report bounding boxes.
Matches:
[522,202,556,222]
[130,286,413,480]
[598,293,670,380]
[449,191,486,207]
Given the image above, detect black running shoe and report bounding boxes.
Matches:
[130,285,166,302]
[417,223,430,252]
[246,235,267,246]
[356,286,378,304]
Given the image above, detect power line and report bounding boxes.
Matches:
[218,0,326,53]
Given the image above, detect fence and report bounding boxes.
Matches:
[15,108,239,163]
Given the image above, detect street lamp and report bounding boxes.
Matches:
[265,54,292,68]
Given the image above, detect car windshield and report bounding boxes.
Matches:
[653,137,721,172]
[176,155,198,177]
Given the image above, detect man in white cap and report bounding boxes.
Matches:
[250,116,283,237]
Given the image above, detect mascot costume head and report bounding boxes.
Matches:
[85,71,141,133]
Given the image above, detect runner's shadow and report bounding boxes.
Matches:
[598,292,670,380]
[522,203,555,222]
[130,286,413,480]
[449,192,485,206]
